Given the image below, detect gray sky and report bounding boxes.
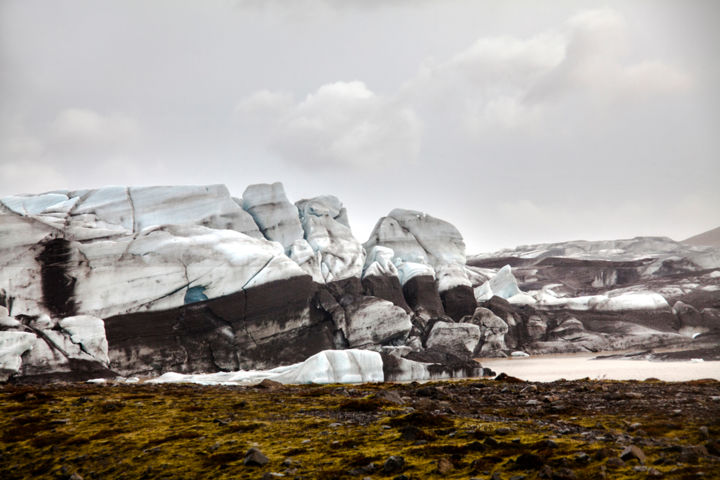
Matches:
[1,0,718,252]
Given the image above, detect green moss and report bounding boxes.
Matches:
[0,380,718,479]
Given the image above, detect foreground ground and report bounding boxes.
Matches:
[1,378,719,479]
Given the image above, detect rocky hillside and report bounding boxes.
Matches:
[1,183,719,382]
[684,226,720,248]
[468,237,720,356]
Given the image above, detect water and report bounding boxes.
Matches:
[479,352,720,382]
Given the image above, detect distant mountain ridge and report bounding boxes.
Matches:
[683,226,720,248]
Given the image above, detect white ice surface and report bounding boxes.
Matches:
[296,196,365,282]
[489,265,521,298]
[146,349,474,385]
[435,264,472,292]
[395,260,435,285]
[149,349,385,385]
[288,239,323,283]
[362,246,399,278]
[365,208,471,289]
[473,265,522,300]
[533,289,669,311]
[59,315,109,364]
[0,331,36,376]
[1,184,310,318]
[74,225,306,318]
[242,182,304,251]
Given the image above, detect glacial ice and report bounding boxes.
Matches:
[288,239,323,282]
[149,349,385,385]
[473,266,670,312]
[241,182,304,251]
[395,260,435,285]
[362,246,399,279]
[473,265,521,300]
[0,331,36,379]
[488,265,521,298]
[73,225,306,318]
[59,315,109,365]
[532,289,669,311]
[364,208,470,291]
[147,349,474,385]
[296,196,365,282]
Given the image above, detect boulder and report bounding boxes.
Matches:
[342,298,412,348]
[527,315,547,340]
[468,307,509,355]
[426,321,481,354]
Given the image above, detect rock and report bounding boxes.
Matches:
[342,298,412,348]
[513,452,543,470]
[374,390,405,405]
[495,373,523,383]
[673,301,704,328]
[527,315,547,340]
[620,445,646,464]
[552,467,577,480]
[593,448,614,461]
[382,455,405,474]
[256,379,283,389]
[468,308,508,355]
[678,445,708,464]
[439,280,477,321]
[705,439,720,456]
[243,447,269,466]
[401,275,445,317]
[605,457,625,468]
[437,457,453,475]
[426,321,481,354]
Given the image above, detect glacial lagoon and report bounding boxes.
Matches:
[479,352,720,382]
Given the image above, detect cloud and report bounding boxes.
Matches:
[237,81,421,167]
[0,161,68,196]
[0,108,141,194]
[234,8,692,169]
[405,8,691,134]
[526,8,692,103]
[50,108,140,152]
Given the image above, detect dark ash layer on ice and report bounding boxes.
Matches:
[1,183,719,383]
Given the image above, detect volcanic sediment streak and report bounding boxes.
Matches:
[36,238,77,318]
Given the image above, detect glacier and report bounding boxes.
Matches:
[1,181,719,383]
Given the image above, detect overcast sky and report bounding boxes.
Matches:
[1,0,718,252]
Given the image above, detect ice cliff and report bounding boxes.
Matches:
[0,183,479,382]
[1,182,718,382]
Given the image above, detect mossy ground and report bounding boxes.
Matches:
[1,378,719,479]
